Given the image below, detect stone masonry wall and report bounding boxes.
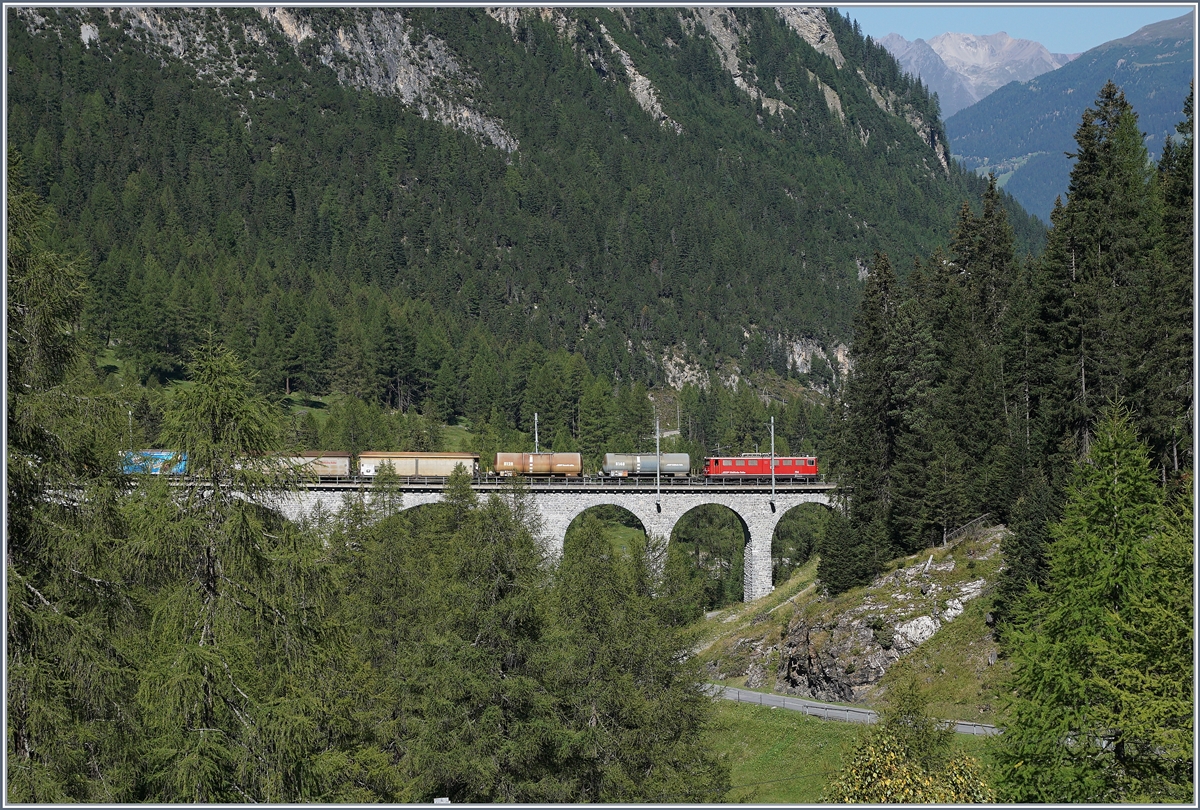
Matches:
[270,488,832,602]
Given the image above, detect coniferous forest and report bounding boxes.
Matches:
[6,6,1194,803]
[826,82,1194,803]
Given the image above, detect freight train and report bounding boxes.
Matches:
[122,449,818,482]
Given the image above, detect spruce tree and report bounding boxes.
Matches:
[829,252,899,585]
[1144,85,1194,474]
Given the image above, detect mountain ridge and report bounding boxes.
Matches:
[7,6,1043,402]
[944,10,1194,221]
[880,30,1077,117]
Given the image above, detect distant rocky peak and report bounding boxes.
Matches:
[926,31,1077,97]
[881,29,1077,117]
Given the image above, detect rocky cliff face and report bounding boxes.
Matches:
[14,6,520,152]
[777,568,988,702]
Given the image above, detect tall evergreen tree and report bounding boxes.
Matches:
[1144,84,1194,474]
[398,492,570,802]
[829,252,899,586]
[998,82,1191,610]
[544,516,730,801]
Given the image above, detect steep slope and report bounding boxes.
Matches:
[945,11,1194,221]
[7,6,1040,401]
[882,31,1076,117]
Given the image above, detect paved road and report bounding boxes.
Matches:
[707,684,1001,736]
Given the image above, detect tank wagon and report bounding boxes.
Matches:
[493,452,582,476]
[358,451,479,477]
[601,453,690,477]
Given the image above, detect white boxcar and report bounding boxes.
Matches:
[357,452,479,477]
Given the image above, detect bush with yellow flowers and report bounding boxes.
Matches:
[822,664,995,803]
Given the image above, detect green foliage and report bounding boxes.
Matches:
[671,504,747,610]
[7,148,139,802]
[994,81,1193,611]
[398,496,568,802]
[128,340,345,802]
[991,409,1193,802]
[834,82,1193,610]
[772,500,827,584]
[823,665,995,802]
[547,515,730,801]
[8,6,1032,412]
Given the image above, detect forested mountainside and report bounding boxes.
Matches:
[946,11,1193,221]
[8,6,1042,410]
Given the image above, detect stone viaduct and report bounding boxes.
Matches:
[272,483,836,602]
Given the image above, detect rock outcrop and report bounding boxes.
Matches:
[775,532,1000,701]
[697,527,1004,711]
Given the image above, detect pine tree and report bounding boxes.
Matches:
[1038,82,1160,463]
[577,378,613,471]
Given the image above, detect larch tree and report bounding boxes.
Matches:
[544,515,731,802]
[7,149,139,802]
[127,340,343,802]
[396,486,572,802]
[992,409,1193,802]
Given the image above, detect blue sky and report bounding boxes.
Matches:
[835,5,1192,55]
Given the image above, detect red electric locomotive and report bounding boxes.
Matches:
[704,454,818,481]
